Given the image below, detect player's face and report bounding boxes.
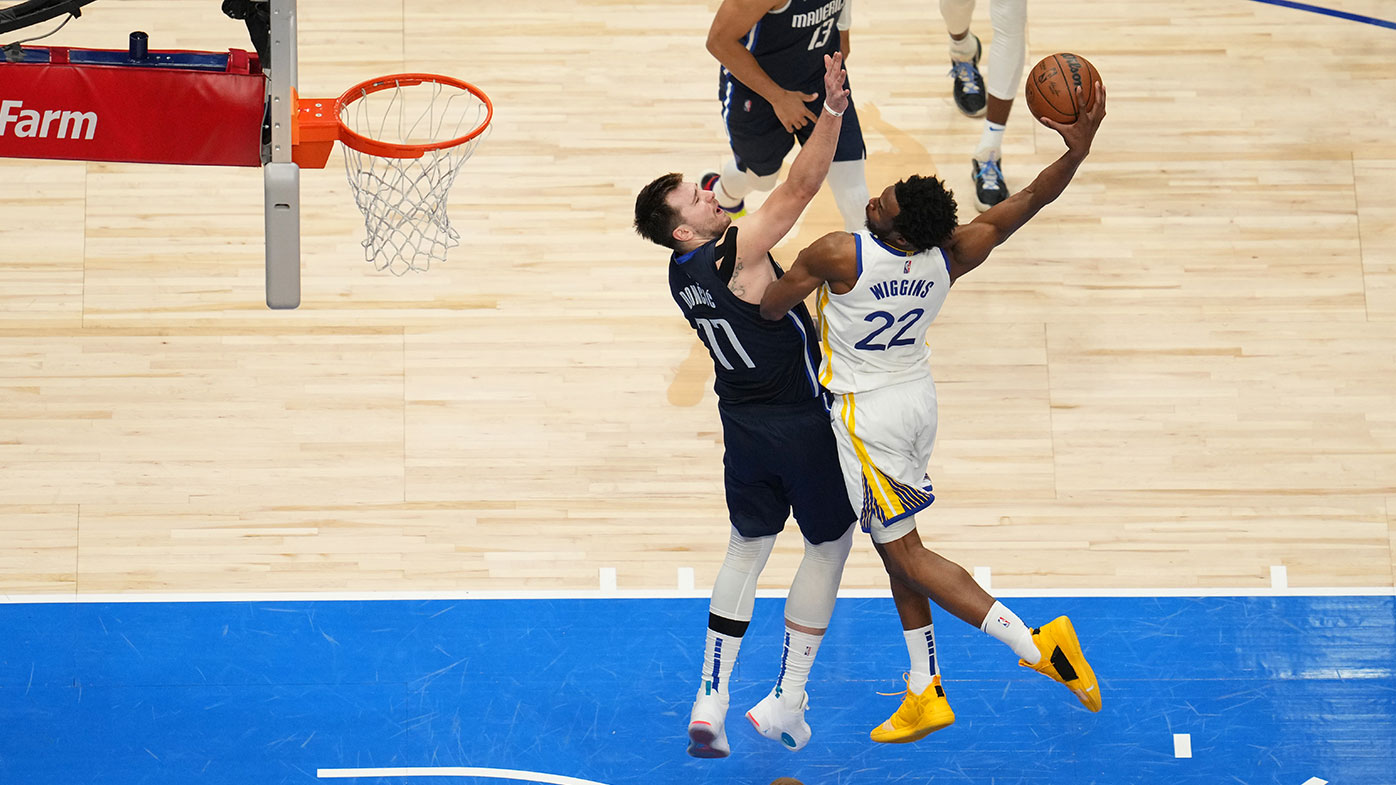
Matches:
[865,184,900,236]
[668,181,731,243]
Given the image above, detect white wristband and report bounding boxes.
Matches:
[823,101,844,117]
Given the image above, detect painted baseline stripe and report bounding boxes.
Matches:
[318,767,611,784]
[5,585,1393,605]
[1247,0,1396,29]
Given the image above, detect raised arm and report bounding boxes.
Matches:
[707,0,818,133]
[733,53,850,262]
[760,231,857,320]
[946,82,1107,283]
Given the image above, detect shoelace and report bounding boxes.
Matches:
[949,61,982,93]
[977,159,1002,189]
[875,672,913,698]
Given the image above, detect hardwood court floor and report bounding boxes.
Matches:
[1,0,1394,595]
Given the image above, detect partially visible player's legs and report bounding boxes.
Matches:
[702,163,778,218]
[969,0,1027,211]
[874,524,1102,713]
[940,0,986,118]
[827,159,870,232]
[705,91,791,217]
[870,574,959,743]
[822,99,870,231]
[747,523,853,751]
[688,528,776,758]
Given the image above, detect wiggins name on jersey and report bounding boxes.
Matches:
[816,230,952,395]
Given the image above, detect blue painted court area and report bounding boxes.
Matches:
[1,594,1393,785]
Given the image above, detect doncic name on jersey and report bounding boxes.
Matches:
[677,283,716,311]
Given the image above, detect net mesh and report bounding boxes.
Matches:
[339,78,490,275]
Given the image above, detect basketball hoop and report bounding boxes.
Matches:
[293,74,493,275]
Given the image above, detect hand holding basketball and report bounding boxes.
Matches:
[1024,53,1101,126]
[1042,80,1106,159]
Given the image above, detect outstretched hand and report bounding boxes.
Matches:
[1041,81,1106,159]
[822,51,850,116]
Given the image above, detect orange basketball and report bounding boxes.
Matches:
[1024,53,1100,125]
[769,779,805,785]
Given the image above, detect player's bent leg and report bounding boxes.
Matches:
[872,524,993,627]
[871,575,956,744]
[689,529,777,758]
[1020,616,1103,712]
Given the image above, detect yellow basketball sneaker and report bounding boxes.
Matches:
[1020,616,1102,712]
[869,674,956,744]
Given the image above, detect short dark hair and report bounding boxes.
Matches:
[634,172,685,250]
[892,175,959,253]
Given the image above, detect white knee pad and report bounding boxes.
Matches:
[826,159,870,232]
[986,0,1027,101]
[783,524,854,629]
[709,528,776,621]
[939,0,975,36]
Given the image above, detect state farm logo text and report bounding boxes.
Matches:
[0,100,97,140]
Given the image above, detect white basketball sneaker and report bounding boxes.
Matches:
[746,689,812,751]
[687,685,730,758]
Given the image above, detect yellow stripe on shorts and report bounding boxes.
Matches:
[841,393,905,521]
[817,286,833,388]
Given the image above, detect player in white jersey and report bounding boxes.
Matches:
[759,82,1107,744]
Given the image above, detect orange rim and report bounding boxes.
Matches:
[333,73,493,159]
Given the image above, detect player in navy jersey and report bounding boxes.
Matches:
[702,0,869,232]
[635,54,856,758]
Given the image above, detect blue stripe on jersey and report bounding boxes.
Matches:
[869,233,914,257]
[784,311,820,398]
[941,247,952,278]
[854,232,863,276]
[673,246,702,265]
[746,20,761,52]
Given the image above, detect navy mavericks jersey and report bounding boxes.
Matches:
[724,0,845,94]
[669,227,823,406]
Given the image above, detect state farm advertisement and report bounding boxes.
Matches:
[0,59,265,167]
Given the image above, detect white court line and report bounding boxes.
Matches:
[598,567,617,592]
[1300,777,1328,785]
[677,566,695,592]
[318,766,611,784]
[1271,565,1289,589]
[1173,733,1192,758]
[3,585,1394,605]
[973,566,992,592]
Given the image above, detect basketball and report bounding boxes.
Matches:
[1024,53,1100,126]
[769,779,805,785]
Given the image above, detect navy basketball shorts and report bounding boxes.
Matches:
[717,398,856,545]
[720,78,867,177]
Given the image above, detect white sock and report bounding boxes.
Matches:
[903,623,940,693]
[774,628,822,709]
[948,31,977,61]
[979,600,1040,664]
[975,121,1006,163]
[701,628,743,698]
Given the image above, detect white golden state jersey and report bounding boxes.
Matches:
[816,230,952,395]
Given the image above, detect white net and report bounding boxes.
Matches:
[338,77,490,275]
